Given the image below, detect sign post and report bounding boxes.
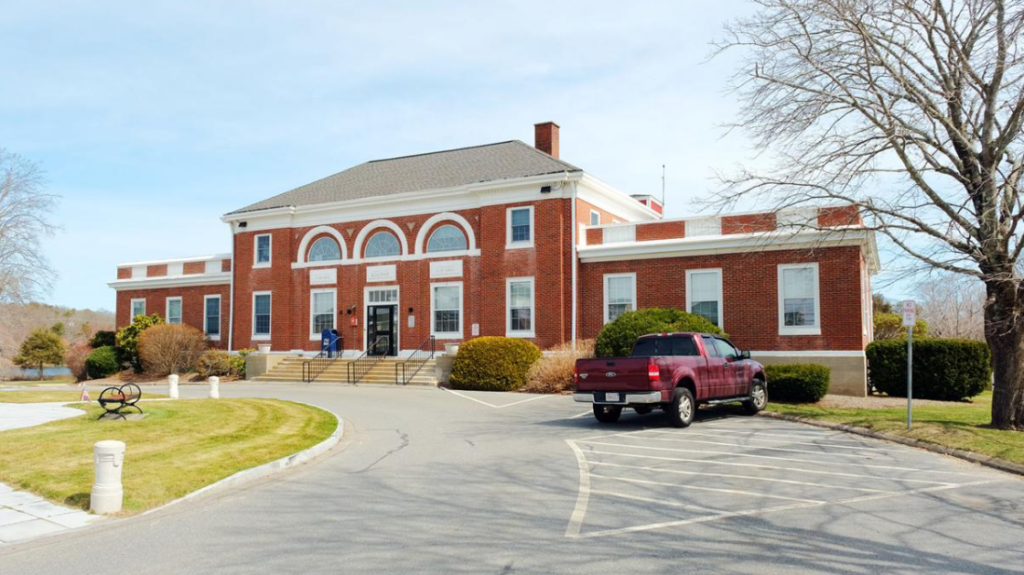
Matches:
[902,300,916,430]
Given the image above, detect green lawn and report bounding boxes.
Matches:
[1,376,77,386]
[766,391,1024,466]
[0,390,167,403]
[0,399,337,514]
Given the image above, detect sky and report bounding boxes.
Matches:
[0,0,910,311]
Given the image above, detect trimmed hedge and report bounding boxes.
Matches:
[449,337,542,392]
[764,364,830,403]
[85,346,120,380]
[866,338,991,401]
[595,308,725,358]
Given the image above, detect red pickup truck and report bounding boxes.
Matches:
[573,332,767,427]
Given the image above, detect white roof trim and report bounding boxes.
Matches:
[116,253,231,267]
[108,272,232,291]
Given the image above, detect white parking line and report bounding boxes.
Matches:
[593,435,896,460]
[589,490,725,514]
[571,410,594,419]
[708,427,889,445]
[591,474,827,504]
[639,428,903,453]
[440,388,551,409]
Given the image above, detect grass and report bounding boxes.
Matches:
[1,376,77,386]
[0,390,167,403]
[766,391,1024,466]
[0,399,337,514]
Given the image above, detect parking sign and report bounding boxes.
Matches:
[902,300,916,327]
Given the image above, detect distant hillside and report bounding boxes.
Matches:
[0,303,115,358]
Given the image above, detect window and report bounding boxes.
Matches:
[506,277,535,337]
[431,283,462,338]
[364,231,401,259]
[686,269,723,328]
[308,237,341,262]
[631,337,699,357]
[506,206,534,248]
[590,210,600,226]
[778,263,821,335]
[204,296,221,339]
[701,335,722,357]
[166,297,182,325]
[426,225,468,253]
[130,298,146,320]
[253,292,272,339]
[368,288,398,304]
[310,289,336,338]
[603,273,636,324]
[712,337,740,361]
[254,234,271,267]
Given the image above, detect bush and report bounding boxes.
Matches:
[874,313,928,340]
[764,364,831,403]
[449,337,542,392]
[595,308,725,358]
[137,324,208,376]
[231,348,255,378]
[64,343,92,382]
[89,330,117,348]
[866,338,991,401]
[524,339,595,394]
[13,328,66,380]
[116,314,164,371]
[197,350,232,377]
[85,346,120,380]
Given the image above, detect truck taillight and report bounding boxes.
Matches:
[573,363,580,384]
[648,360,660,383]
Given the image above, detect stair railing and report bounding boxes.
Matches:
[395,335,435,385]
[347,336,390,384]
[302,334,343,384]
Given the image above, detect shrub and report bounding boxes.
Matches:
[524,339,595,394]
[874,313,928,340]
[89,330,117,348]
[85,346,120,380]
[197,350,232,377]
[764,364,831,403]
[138,324,208,376]
[449,337,542,392]
[13,328,66,380]
[231,348,255,378]
[64,343,93,382]
[116,314,164,371]
[866,338,991,401]
[595,308,725,358]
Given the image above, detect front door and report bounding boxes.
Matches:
[367,305,397,356]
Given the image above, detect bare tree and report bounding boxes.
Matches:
[714,0,1024,429]
[0,149,57,303]
[917,272,987,338]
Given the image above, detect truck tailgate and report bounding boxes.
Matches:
[575,358,653,391]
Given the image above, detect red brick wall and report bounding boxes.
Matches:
[579,246,865,352]
[146,264,167,278]
[117,267,131,279]
[183,261,205,275]
[819,205,862,227]
[115,285,230,349]
[636,220,687,242]
[722,213,776,235]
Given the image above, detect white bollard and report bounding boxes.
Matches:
[167,374,179,399]
[91,440,125,514]
[209,376,220,399]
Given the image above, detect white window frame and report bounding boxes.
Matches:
[589,210,600,226]
[203,295,222,341]
[603,273,637,325]
[506,206,535,249]
[253,234,272,268]
[165,297,182,325]
[506,277,536,338]
[777,263,821,336]
[252,291,272,341]
[685,269,724,329]
[130,298,146,319]
[430,281,463,339]
[309,288,337,340]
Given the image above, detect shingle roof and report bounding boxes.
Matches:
[226,140,581,215]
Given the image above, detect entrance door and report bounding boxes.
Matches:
[367,305,397,356]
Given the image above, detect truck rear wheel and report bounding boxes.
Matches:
[593,404,622,423]
[666,388,695,428]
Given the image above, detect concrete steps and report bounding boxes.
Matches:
[253,356,438,386]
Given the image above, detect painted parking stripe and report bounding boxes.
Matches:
[706,427,892,446]
[588,489,725,514]
[440,388,550,409]
[639,428,904,453]
[591,473,827,504]
[596,434,897,460]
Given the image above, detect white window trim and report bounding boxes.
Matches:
[589,210,600,226]
[309,288,337,341]
[685,268,724,329]
[506,206,535,249]
[130,298,146,319]
[253,234,272,268]
[506,277,536,338]
[203,295,222,341]
[430,281,463,339]
[165,297,182,325]
[603,272,637,325]
[777,263,821,336]
[252,291,272,341]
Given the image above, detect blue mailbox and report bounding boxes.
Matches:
[321,329,339,357]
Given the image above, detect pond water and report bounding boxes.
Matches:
[2,366,72,379]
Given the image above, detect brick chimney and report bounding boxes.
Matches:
[534,121,560,159]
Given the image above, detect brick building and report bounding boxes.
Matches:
[109,122,879,395]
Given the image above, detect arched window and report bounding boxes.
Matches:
[426,224,468,253]
[308,237,342,262]
[364,231,401,259]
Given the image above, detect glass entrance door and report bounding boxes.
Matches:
[367,305,397,356]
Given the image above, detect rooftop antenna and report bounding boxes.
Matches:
[661,164,666,209]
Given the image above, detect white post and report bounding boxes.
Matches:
[91,440,125,514]
[209,376,220,399]
[167,374,179,400]
[902,300,916,431]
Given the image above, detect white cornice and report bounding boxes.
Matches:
[577,174,661,223]
[108,273,232,291]
[115,253,231,267]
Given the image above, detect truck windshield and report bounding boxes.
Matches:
[631,337,699,357]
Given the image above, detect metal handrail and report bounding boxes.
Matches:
[302,335,343,384]
[347,336,390,383]
[395,335,435,385]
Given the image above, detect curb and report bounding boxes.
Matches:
[759,411,1024,477]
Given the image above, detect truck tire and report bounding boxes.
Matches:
[666,388,695,428]
[593,404,622,423]
[743,379,768,415]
